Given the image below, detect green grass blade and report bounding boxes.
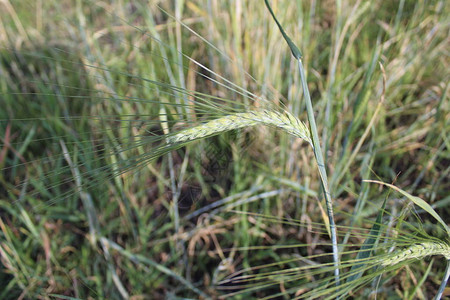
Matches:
[264,0,302,60]
[408,259,433,300]
[100,237,211,299]
[365,180,450,237]
[346,197,387,283]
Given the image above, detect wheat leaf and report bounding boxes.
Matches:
[364,180,450,237]
[346,197,387,283]
[264,0,302,59]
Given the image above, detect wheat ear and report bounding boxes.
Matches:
[167,110,312,145]
[381,241,450,267]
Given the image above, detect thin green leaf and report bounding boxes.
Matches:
[408,259,433,300]
[264,0,302,59]
[346,196,387,283]
[364,180,450,237]
[49,295,82,300]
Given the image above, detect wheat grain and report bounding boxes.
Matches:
[381,241,450,267]
[166,110,312,145]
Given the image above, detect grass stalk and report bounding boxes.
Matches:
[264,0,340,286]
[297,58,340,287]
[435,260,450,300]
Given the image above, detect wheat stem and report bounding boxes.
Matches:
[297,58,340,287]
[435,260,450,300]
[264,0,340,287]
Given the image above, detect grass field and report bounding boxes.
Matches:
[1,0,449,299]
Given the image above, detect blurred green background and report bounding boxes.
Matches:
[0,0,449,298]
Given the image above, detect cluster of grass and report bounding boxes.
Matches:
[0,0,449,299]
